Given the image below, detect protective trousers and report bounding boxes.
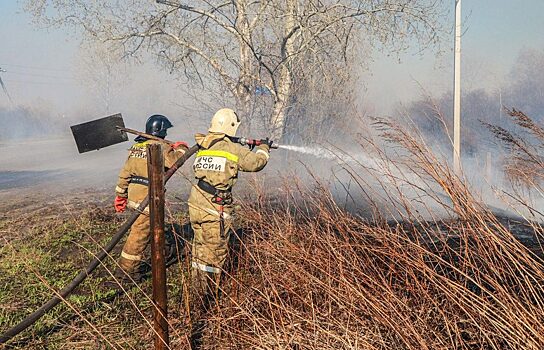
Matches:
[188,186,233,303]
[118,212,150,275]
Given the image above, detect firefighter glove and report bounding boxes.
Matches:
[263,137,274,148]
[114,196,127,213]
[257,143,270,153]
[172,141,189,150]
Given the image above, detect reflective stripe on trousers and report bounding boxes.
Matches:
[192,261,221,274]
[121,250,143,261]
[188,202,231,219]
[128,200,149,214]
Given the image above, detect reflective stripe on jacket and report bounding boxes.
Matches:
[115,139,186,203]
[193,132,269,191]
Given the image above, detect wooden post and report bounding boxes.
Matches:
[147,143,169,349]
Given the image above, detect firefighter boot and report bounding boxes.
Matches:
[118,213,151,278]
[190,268,222,316]
[189,269,220,349]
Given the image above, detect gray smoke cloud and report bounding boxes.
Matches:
[1,46,542,223]
[0,105,68,141]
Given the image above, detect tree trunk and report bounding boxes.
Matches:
[270,69,291,140]
[234,0,253,135]
[269,0,296,141]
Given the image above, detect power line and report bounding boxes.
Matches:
[0,62,72,73]
[5,71,75,80]
[2,79,75,86]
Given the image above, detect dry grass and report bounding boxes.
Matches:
[204,191,543,349]
[2,111,543,349]
[484,108,544,191]
[195,113,544,349]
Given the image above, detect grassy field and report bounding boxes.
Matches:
[0,110,542,349]
[0,192,199,349]
[0,184,542,349]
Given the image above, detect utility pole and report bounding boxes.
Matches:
[0,67,14,105]
[499,89,503,122]
[147,143,169,350]
[453,0,462,174]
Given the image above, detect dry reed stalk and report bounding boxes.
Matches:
[484,108,544,191]
[194,115,544,349]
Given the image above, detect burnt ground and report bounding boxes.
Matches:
[388,212,544,265]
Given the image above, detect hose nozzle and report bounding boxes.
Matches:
[236,137,278,149]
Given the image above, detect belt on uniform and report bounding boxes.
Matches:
[130,176,149,186]
[197,180,232,205]
[197,180,230,195]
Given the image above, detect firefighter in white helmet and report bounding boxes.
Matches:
[188,108,271,306]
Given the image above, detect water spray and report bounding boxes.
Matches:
[232,138,379,172]
[233,139,353,162]
[232,137,338,159]
[276,144,338,160]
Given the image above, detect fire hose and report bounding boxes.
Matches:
[0,144,200,344]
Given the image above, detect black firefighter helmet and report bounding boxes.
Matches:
[135,114,173,141]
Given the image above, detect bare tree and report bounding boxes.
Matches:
[75,42,130,114]
[25,0,447,139]
[505,48,544,121]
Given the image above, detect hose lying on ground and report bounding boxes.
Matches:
[0,144,199,344]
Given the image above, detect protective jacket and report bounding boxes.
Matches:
[192,132,269,190]
[188,132,269,277]
[115,139,187,209]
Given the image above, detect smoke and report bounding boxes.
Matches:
[2,37,542,223]
[274,113,543,222]
[0,54,208,196]
[0,104,69,141]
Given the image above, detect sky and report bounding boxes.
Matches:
[363,0,544,113]
[0,0,200,135]
[1,1,544,116]
[0,1,81,110]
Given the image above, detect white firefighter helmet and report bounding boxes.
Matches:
[208,108,240,136]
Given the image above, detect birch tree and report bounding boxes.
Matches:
[75,42,130,114]
[25,0,447,139]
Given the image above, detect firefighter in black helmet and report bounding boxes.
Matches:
[136,114,173,141]
[113,114,188,282]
